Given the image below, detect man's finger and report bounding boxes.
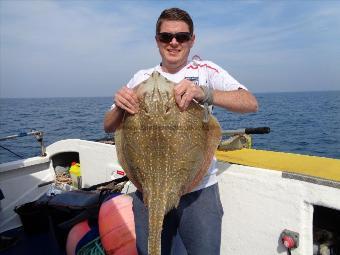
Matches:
[116,94,138,114]
[174,87,185,105]
[124,88,139,106]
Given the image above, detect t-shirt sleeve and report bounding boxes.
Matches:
[206,61,248,91]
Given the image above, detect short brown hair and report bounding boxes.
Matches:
[156,8,194,35]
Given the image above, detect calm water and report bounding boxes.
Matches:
[0,91,339,163]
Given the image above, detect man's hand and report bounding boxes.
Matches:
[114,86,139,114]
[174,79,205,111]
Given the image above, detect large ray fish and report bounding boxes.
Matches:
[115,71,221,255]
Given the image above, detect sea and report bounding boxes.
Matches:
[0,91,339,164]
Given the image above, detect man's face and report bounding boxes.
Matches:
[156,20,195,72]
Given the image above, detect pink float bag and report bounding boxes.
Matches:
[99,194,137,255]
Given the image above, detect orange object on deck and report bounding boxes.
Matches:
[99,194,137,255]
[66,220,91,255]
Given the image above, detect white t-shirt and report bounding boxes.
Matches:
[113,60,247,192]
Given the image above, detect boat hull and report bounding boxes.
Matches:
[1,139,339,254]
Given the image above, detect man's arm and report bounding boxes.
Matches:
[212,88,258,113]
[104,107,125,133]
[174,79,258,113]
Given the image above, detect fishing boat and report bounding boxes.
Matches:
[0,129,339,255]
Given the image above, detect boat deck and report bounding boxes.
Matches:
[0,227,65,255]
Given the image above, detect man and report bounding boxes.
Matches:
[104,7,258,255]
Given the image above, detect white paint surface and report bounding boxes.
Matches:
[218,163,340,255]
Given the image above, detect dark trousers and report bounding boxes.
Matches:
[131,183,224,255]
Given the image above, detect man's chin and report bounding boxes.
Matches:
[165,55,179,61]
[165,56,182,65]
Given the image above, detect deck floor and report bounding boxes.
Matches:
[0,227,65,255]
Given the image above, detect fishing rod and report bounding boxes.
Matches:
[0,130,43,141]
[222,127,270,136]
[0,130,46,157]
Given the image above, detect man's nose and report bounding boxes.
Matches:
[170,37,179,45]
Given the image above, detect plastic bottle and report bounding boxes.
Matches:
[69,162,81,189]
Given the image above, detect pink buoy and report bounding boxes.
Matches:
[99,194,137,255]
[66,220,91,255]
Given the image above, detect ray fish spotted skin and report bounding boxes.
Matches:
[115,71,221,255]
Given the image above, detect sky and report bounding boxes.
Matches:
[0,0,339,98]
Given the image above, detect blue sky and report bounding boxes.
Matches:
[1,0,339,98]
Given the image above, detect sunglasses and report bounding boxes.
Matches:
[157,32,192,43]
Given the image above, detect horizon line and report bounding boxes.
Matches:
[1,89,340,100]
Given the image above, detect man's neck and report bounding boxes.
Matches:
[160,60,188,74]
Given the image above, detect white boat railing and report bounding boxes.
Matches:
[0,130,46,157]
